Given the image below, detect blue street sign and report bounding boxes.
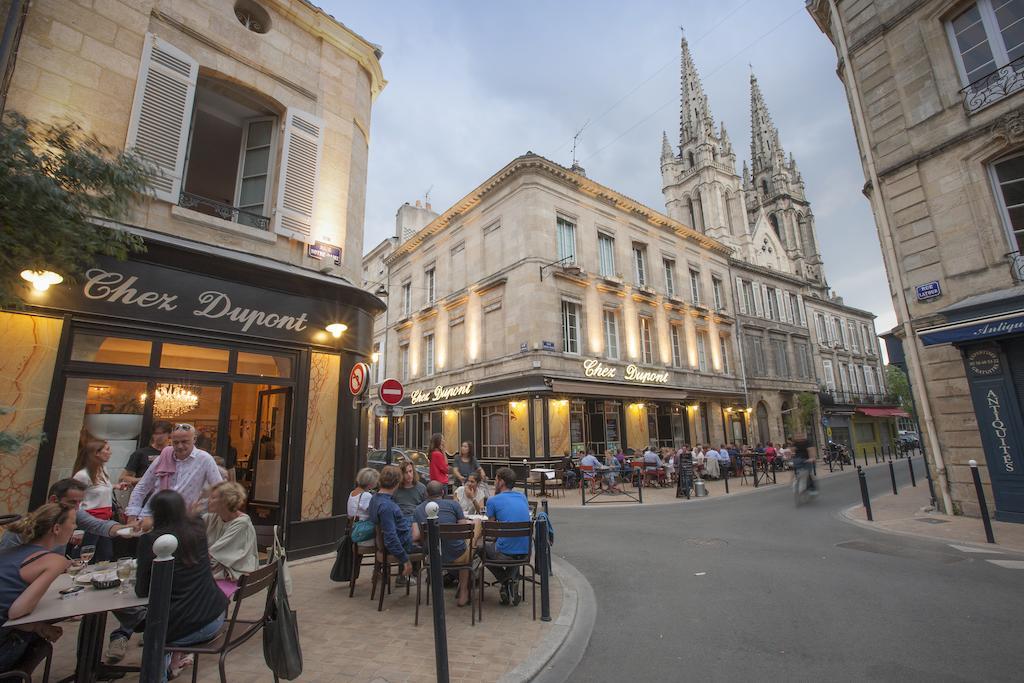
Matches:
[821,416,830,428]
[542,340,556,351]
[915,281,941,301]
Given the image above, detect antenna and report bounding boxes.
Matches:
[424,185,433,205]
[571,120,589,167]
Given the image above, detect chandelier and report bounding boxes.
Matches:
[153,384,199,418]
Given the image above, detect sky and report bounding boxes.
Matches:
[326,0,897,335]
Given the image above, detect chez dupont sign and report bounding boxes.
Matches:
[41,256,352,345]
[582,358,670,384]
[410,382,474,405]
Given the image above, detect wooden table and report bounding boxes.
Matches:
[4,573,148,683]
[529,468,556,497]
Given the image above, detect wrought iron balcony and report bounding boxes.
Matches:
[961,55,1024,115]
[818,389,895,407]
[178,191,270,231]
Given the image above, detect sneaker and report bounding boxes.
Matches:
[499,582,510,605]
[395,575,408,586]
[106,637,128,664]
[510,581,522,606]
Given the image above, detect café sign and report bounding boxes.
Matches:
[410,381,475,405]
[582,358,670,384]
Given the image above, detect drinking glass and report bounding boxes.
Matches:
[115,558,132,595]
[80,545,95,565]
[67,559,86,579]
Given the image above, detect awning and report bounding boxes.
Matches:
[856,407,910,418]
[549,379,688,402]
[918,310,1024,346]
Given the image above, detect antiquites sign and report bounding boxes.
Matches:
[410,382,475,405]
[582,359,670,384]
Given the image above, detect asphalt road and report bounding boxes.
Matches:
[548,459,1024,682]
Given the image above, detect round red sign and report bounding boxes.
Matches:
[379,378,404,406]
[349,362,370,396]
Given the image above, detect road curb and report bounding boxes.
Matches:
[498,555,596,683]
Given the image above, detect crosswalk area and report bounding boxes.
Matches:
[948,543,1024,569]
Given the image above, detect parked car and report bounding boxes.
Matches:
[367,448,432,481]
[897,432,920,452]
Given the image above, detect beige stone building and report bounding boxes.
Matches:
[0,0,385,555]
[809,0,1024,521]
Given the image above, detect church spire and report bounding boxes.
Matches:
[749,70,783,177]
[679,31,714,148]
[661,130,673,163]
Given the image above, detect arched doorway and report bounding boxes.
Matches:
[756,402,770,445]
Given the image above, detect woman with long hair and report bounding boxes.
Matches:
[392,459,426,518]
[136,490,228,681]
[72,439,124,562]
[0,503,75,674]
[451,441,486,486]
[427,433,450,488]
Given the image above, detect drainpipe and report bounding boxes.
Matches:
[0,0,28,112]
[729,266,753,442]
[825,0,952,514]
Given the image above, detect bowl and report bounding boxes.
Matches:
[91,574,121,590]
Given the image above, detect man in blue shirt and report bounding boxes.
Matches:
[413,480,475,606]
[580,450,603,493]
[369,465,417,579]
[485,467,531,606]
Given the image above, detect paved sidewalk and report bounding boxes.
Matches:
[43,555,565,683]
[843,481,1024,554]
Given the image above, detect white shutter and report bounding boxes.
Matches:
[776,290,787,323]
[735,277,747,315]
[796,295,806,326]
[126,33,198,203]
[274,108,323,242]
[752,283,764,317]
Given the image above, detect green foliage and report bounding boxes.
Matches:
[886,365,915,418]
[785,391,818,438]
[0,112,152,307]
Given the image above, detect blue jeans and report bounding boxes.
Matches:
[161,614,225,682]
[109,606,147,642]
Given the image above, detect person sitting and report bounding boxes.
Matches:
[369,465,418,584]
[642,446,662,486]
[484,467,531,606]
[393,460,427,519]
[454,473,487,516]
[579,450,603,493]
[602,450,622,493]
[413,481,477,607]
[0,479,127,553]
[660,447,676,482]
[136,490,228,682]
[704,445,721,479]
[558,453,577,489]
[348,467,379,522]
[0,503,74,676]
[451,441,486,487]
[204,482,258,589]
[717,445,732,477]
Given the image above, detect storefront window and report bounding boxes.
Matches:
[237,351,292,377]
[480,404,509,459]
[70,334,152,366]
[570,400,586,455]
[160,343,230,372]
[230,383,289,505]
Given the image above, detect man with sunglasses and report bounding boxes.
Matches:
[125,422,224,530]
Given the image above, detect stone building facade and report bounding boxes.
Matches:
[0,0,385,555]
[809,0,1024,521]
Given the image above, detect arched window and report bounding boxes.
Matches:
[688,151,695,168]
[769,214,781,240]
[756,402,770,445]
[761,178,769,196]
[687,198,696,228]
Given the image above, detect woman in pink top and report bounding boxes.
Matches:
[427,433,450,487]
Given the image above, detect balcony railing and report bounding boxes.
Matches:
[818,389,896,407]
[960,55,1024,115]
[1007,250,1024,283]
[179,191,270,231]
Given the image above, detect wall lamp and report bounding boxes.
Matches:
[325,323,348,338]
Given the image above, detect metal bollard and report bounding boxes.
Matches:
[140,534,178,682]
[857,466,873,521]
[535,518,551,622]
[874,446,879,464]
[540,499,553,577]
[724,468,729,494]
[888,457,898,495]
[907,456,916,487]
[827,455,833,473]
[424,503,450,683]
[968,460,996,544]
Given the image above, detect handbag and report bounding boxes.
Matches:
[350,519,375,543]
[267,525,293,598]
[263,557,303,680]
[330,533,353,582]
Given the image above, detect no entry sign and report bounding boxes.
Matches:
[379,378,405,406]
[349,362,370,396]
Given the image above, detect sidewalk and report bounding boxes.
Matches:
[44,554,569,683]
[843,481,1024,554]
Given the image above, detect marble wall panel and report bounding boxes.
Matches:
[509,400,530,458]
[548,401,570,457]
[301,352,340,520]
[442,409,458,452]
[626,404,649,451]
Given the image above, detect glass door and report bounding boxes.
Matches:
[246,387,291,523]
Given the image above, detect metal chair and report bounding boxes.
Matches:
[415,524,477,626]
[0,639,52,683]
[480,520,536,621]
[346,517,377,598]
[370,525,424,612]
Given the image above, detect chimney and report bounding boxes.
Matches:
[415,199,422,208]
[425,202,432,211]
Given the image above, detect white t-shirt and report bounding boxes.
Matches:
[346,490,373,521]
[73,467,113,511]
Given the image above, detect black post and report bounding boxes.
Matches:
[827,455,833,473]
[968,460,996,544]
[425,508,450,682]
[541,499,552,577]
[920,446,938,508]
[838,452,844,471]
[385,405,395,465]
[140,534,177,682]
[753,456,759,488]
[536,520,551,622]
[857,466,873,521]
[724,467,729,494]
[888,457,898,495]
[907,456,916,487]
[873,446,879,464]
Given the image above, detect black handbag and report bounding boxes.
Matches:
[263,558,303,680]
[330,534,352,582]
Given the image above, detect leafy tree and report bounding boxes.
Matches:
[886,365,915,419]
[785,391,818,439]
[0,112,152,307]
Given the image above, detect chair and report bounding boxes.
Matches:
[414,524,477,626]
[370,525,425,613]
[479,520,536,622]
[578,464,596,492]
[346,517,377,598]
[549,463,565,498]
[166,562,279,683]
[0,639,52,683]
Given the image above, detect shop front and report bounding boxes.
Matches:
[1,235,382,557]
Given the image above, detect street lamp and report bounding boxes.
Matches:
[20,269,63,292]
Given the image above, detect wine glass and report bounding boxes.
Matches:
[80,545,96,565]
[67,559,86,579]
[115,558,132,595]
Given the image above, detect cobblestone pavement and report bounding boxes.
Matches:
[43,554,563,682]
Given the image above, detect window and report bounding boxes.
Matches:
[401,282,412,317]
[848,321,859,351]
[877,366,885,394]
[822,359,836,391]
[664,259,677,297]
[633,245,648,286]
[765,287,779,320]
[598,233,616,277]
[795,341,812,378]
[71,334,152,366]
[425,268,436,305]
[771,339,789,377]
[689,269,702,304]
[864,364,877,394]
[719,337,730,374]
[556,216,577,264]
[480,404,510,459]
[834,317,846,348]
[400,344,410,381]
[861,324,874,353]
[790,294,803,326]
[992,153,1024,253]
[839,363,850,392]
[372,343,382,383]
[161,343,230,372]
[670,325,683,367]
[603,310,620,360]
[424,333,435,376]
[747,335,767,376]
[562,301,581,354]
[696,331,708,372]
[816,314,828,344]
[712,277,724,311]
[743,282,757,315]
[639,316,654,364]
[947,0,1024,87]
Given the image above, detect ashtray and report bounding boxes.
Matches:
[91,576,122,590]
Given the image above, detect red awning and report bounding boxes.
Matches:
[856,407,910,418]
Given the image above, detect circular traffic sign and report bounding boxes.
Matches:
[349,362,370,396]
[379,377,405,406]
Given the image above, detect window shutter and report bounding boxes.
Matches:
[126,33,198,203]
[776,290,787,323]
[752,283,764,317]
[735,277,747,315]
[796,295,806,326]
[274,108,323,242]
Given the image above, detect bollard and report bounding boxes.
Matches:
[424,503,450,683]
[827,455,833,473]
[907,456,916,487]
[873,446,879,464]
[857,466,873,521]
[839,453,844,472]
[888,457,898,495]
[535,517,551,622]
[968,460,996,544]
[724,468,729,494]
[540,500,553,577]
[920,445,938,509]
[140,534,178,682]
[812,461,817,477]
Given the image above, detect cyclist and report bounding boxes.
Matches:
[792,436,818,497]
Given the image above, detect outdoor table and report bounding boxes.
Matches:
[4,572,148,683]
[529,468,556,497]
